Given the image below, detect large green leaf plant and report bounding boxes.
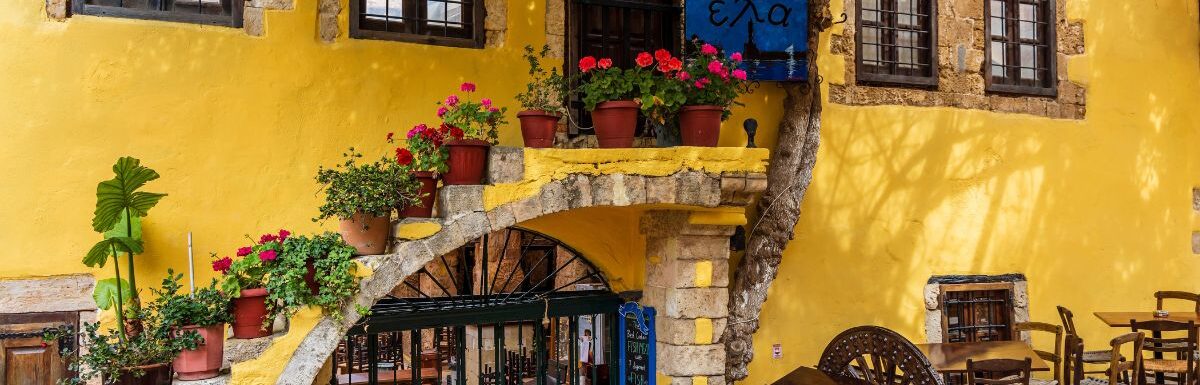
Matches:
[84,157,167,341]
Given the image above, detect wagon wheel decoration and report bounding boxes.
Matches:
[817,326,944,385]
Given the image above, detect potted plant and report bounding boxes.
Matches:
[315,148,412,254]
[638,48,688,147]
[677,41,749,147]
[58,308,201,385]
[390,124,448,217]
[438,82,507,185]
[578,53,662,148]
[215,232,284,339]
[153,270,231,380]
[515,44,567,148]
[269,232,364,323]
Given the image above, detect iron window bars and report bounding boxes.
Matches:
[855,0,938,87]
[73,0,243,27]
[351,0,486,48]
[985,0,1057,96]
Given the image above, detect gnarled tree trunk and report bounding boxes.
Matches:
[722,0,832,382]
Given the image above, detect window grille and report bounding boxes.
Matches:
[351,0,485,48]
[856,0,938,87]
[985,0,1057,96]
[73,0,244,27]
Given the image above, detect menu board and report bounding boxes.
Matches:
[618,302,656,385]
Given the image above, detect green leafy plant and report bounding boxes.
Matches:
[389,124,449,174]
[56,290,201,384]
[267,232,361,322]
[214,231,286,295]
[680,40,750,119]
[314,148,414,221]
[83,157,167,342]
[152,269,231,328]
[437,82,507,143]
[516,44,568,114]
[635,49,689,128]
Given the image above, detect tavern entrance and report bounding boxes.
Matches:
[332,227,622,385]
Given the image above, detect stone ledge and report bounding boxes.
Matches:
[0,274,96,314]
[225,329,288,364]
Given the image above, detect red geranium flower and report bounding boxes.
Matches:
[212,257,233,274]
[598,58,612,69]
[396,148,414,166]
[259,233,278,244]
[460,82,476,92]
[654,48,671,63]
[448,126,465,140]
[579,56,597,72]
[258,249,277,262]
[635,52,653,68]
[278,229,291,241]
[667,57,683,71]
[236,246,253,257]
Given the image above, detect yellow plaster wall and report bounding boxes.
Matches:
[743,1,1200,383]
[0,0,779,287]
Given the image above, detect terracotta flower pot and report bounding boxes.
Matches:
[444,138,490,185]
[517,110,562,148]
[590,100,639,148]
[303,259,320,296]
[398,171,439,218]
[678,105,724,147]
[104,362,172,385]
[338,212,391,255]
[230,287,272,339]
[173,324,224,380]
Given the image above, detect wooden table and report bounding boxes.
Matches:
[771,366,867,385]
[916,341,1051,373]
[1093,311,1200,327]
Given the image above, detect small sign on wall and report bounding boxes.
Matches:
[684,0,809,81]
[772,343,783,359]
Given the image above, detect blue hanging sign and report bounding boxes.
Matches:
[684,0,809,81]
[618,302,656,385]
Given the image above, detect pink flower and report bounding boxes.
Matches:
[444,95,459,107]
[259,233,278,244]
[701,43,718,55]
[236,247,253,257]
[694,80,705,89]
[460,82,476,92]
[258,249,277,262]
[489,107,499,113]
[409,123,427,139]
[212,257,233,274]
[677,71,691,81]
[707,60,724,75]
[732,69,747,80]
[437,107,448,117]
[730,52,743,62]
[701,78,711,85]
[481,98,492,107]
[278,229,290,241]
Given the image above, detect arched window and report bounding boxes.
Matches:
[333,228,621,385]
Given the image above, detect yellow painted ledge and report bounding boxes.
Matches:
[483,147,770,210]
[395,222,442,240]
[230,261,373,384]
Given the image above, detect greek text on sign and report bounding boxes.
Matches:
[685,0,809,81]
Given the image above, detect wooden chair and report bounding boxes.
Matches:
[1130,320,1196,385]
[1016,322,1063,385]
[1154,292,1200,313]
[1079,332,1145,385]
[1059,306,1122,372]
[966,358,1033,385]
[1063,334,1085,385]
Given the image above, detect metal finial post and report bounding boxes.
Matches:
[743,119,758,148]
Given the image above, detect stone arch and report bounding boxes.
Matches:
[236,147,768,384]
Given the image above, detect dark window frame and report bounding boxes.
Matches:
[854,0,939,88]
[349,0,487,49]
[939,282,1017,343]
[984,0,1057,97]
[72,0,244,28]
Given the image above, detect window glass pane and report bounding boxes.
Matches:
[989,1,1006,37]
[427,1,446,24]
[1019,44,1035,80]
[447,2,462,23]
[862,27,879,63]
[990,41,1006,65]
[1018,3,1037,40]
[897,0,915,27]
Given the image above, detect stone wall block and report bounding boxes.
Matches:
[564,174,594,209]
[438,185,485,217]
[244,6,266,37]
[510,195,544,223]
[591,174,616,206]
[615,174,647,206]
[664,287,729,319]
[657,316,697,346]
[657,343,725,376]
[250,0,293,9]
[45,0,68,20]
[676,171,720,207]
[646,174,680,204]
[485,204,516,232]
[226,331,286,363]
[540,179,569,215]
[488,147,525,183]
[677,235,730,260]
[0,274,96,314]
[318,6,340,42]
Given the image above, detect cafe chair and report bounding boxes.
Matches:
[1080,332,1144,385]
[1063,334,1085,385]
[1059,306,1124,372]
[967,358,1034,385]
[1015,322,1064,385]
[1154,291,1200,313]
[1129,320,1197,385]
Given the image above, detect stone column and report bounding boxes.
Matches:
[640,211,733,385]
